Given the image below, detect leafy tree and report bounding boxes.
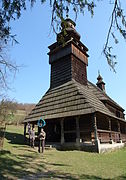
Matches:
[0,0,126,71]
[0,99,17,124]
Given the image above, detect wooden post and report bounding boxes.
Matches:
[61,118,64,144]
[24,123,27,143]
[38,126,40,135]
[117,121,122,143]
[76,116,80,145]
[32,124,35,128]
[93,113,100,153]
[94,113,98,141]
[108,119,113,143]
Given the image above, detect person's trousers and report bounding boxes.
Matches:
[38,140,45,153]
[30,138,34,148]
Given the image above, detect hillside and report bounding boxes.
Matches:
[12,103,36,125]
[0,101,36,125]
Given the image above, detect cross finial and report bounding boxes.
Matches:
[98,70,100,76]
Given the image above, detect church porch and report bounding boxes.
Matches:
[23,112,126,153]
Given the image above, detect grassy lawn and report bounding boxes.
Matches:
[0,125,126,179]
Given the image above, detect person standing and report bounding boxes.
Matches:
[27,122,31,145]
[38,128,46,153]
[30,127,35,148]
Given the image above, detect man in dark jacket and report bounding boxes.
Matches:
[38,128,46,153]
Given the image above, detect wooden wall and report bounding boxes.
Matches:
[105,103,124,119]
[64,117,76,142]
[71,54,87,86]
[50,55,72,89]
[45,119,61,142]
[96,112,126,143]
[45,115,93,143]
[79,114,93,142]
[50,53,87,89]
[96,113,109,130]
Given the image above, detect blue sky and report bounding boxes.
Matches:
[8,1,126,113]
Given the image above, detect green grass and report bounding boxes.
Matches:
[0,125,126,179]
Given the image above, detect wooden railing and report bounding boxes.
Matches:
[97,130,110,143]
[121,134,126,142]
[111,132,120,143]
[97,129,125,143]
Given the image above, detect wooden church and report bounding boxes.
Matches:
[23,19,126,153]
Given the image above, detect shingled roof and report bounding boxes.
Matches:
[24,80,124,123]
[88,81,124,111]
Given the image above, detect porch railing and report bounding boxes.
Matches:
[121,134,126,142]
[97,129,121,143]
[97,129,110,143]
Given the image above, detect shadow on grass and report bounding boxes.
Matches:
[2,131,126,179]
[0,150,11,155]
[19,170,126,180]
[5,132,29,145]
[5,131,26,145]
[49,162,70,167]
[0,150,46,180]
[0,151,73,180]
[5,131,39,147]
[0,149,126,180]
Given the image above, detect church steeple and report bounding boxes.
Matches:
[48,18,89,89]
[96,73,106,92]
[57,18,81,42]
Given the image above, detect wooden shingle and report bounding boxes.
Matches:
[24,80,125,123]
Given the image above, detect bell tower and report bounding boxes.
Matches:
[96,74,106,92]
[48,19,89,89]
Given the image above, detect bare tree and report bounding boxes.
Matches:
[0,39,18,97]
